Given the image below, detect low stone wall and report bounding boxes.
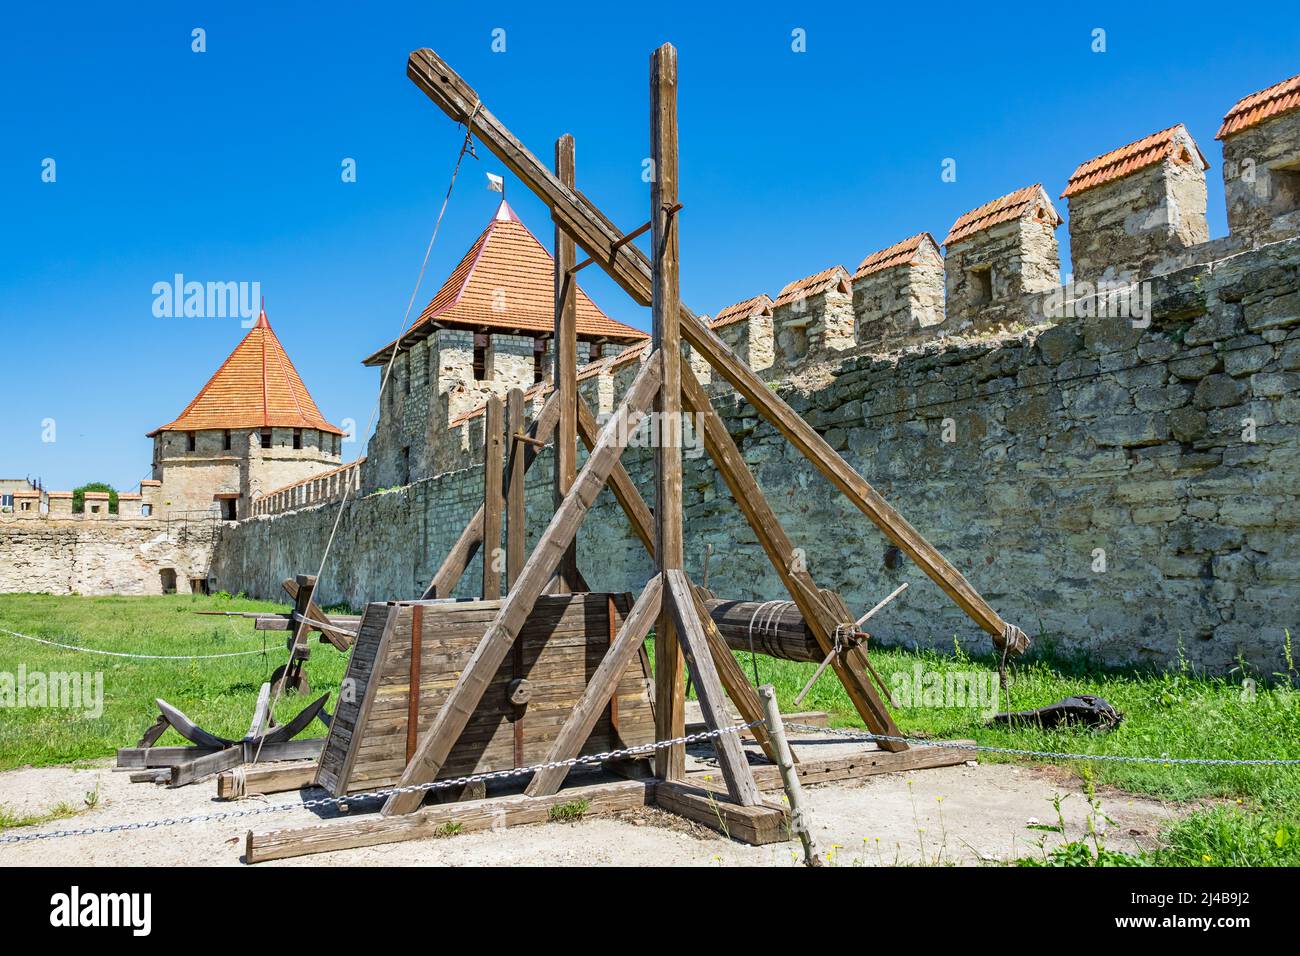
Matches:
[0,516,218,595]
[211,239,1300,674]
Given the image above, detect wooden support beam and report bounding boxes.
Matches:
[482,395,505,598]
[654,780,787,845]
[651,43,686,783]
[216,760,318,799]
[665,570,760,807]
[554,135,581,593]
[250,779,656,864]
[281,578,353,650]
[506,388,526,592]
[576,395,655,559]
[524,574,663,797]
[422,389,561,599]
[405,47,1024,651]
[382,352,663,816]
[681,365,906,751]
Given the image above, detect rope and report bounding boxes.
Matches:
[0,626,270,661]
[254,102,483,763]
[744,600,793,685]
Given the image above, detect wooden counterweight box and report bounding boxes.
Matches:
[316,592,654,796]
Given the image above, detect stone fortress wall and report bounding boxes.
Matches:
[211,73,1300,673]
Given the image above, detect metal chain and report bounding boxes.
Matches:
[784,722,1300,766]
[0,719,763,846]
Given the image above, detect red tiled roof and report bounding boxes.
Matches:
[942,185,1062,248]
[773,266,850,308]
[149,308,342,437]
[710,294,774,329]
[1062,125,1208,198]
[1217,73,1300,139]
[261,457,365,498]
[364,200,647,366]
[853,233,940,279]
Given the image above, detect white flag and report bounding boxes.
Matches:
[486,173,504,193]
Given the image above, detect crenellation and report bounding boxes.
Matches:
[1218,74,1300,247]
[851,233,946,349]
[772,266,854,367]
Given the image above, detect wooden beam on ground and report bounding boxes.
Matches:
[216,760,319,799]
[654,780,787,845]
[382,353,663,816]
[506,388,526,592]
[168,747,243,788]
[651,44,686,783]
[405,46,1024,650]
[681,365,906,751]
[524,574,663,797]
[422,389,561,599]
[576,395,655,559]
[665,570,760,806]
[248,778,655,864]
[482,395,505,599]
[704,740,975,792]
[554,135,581,593]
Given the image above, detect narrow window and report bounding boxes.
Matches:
[293,428,303,450]
[186,431,196,452]
[401,446,411,484]
[141,504,152,517]
[589,341,604,362]
[219,497,237,520]
[222,429,232,451]
[473,333,492,381]
[533,337,549,384]
[260,428,273,449]
[971,266,993,305]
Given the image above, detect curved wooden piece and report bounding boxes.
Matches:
[155,698,236,749]
[255,694,329,745]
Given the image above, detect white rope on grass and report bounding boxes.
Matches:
[0,626,271,661]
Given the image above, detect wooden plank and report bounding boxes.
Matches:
[404,47,1023,649]
[665,570,760,806]
[554,135,581,592]
[482,394,504,599]
[728,740,975,791]
[248,779,655,864]
[216,760,319,799]
[506,387,526,592]
[281,578,353,650]
[681,365,906,752]
[422,389,561,599]
[651,44,686,784]
[576,394,654,559]
[524,575,662,797]
[654,780,788,846]
[382,354,663,815]
[168,746,242,788]
[407,604,423,762]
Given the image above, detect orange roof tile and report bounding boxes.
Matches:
[773,266,851,308]
[149,308,342,437]
[853,233,940,279]
[1062,125,1208,198]
[1217,73,1300,139]
[710,294,774,330]
[261,457,366,498]
[365,200,647,366]
[942,185,1062,248]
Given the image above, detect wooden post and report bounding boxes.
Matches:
[758,684,822,866]
[650,43,685,782]
[506,387,526,592]
[482,394,504,599]
[554,134,581,593]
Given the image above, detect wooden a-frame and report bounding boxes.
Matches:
[379,42,1029,832]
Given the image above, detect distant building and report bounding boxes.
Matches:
[147,307,343,519]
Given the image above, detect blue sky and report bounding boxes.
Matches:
[2,1,1296,491]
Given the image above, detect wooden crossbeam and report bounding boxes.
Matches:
[382,351,663,816]
[422,388,561,599]
[406,46,1024,651]
[523,574,663,797]
[665,570,759,806]
[280,578,353,650]
[681,365,905,750]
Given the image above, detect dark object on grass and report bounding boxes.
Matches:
[993,695,1123,730]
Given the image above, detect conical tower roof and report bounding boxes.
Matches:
[148,307,342,436]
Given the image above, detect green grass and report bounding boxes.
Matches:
[0,592,351,771]
[2,595,1297,865]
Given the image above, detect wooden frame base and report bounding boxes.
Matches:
[241,740,973,861]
